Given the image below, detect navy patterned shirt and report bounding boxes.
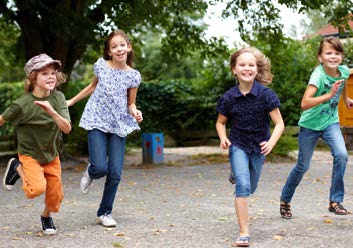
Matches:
[216,80,280,153]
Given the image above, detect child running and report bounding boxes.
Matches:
[66,29,143,227]
[1,54,71,235]
[280,36,353,219]
[216,46,284,247]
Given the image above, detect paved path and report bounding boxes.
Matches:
[0,148,353,247]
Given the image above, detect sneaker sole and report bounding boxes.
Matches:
[100,222,117,227]
[43,229,57,235]
[2,158,17,191]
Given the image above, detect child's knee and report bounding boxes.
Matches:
[235,182,251,197]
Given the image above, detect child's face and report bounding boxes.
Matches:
[34,65,57,92]
[232,52,258,84]
[319,42,343,70]
[108,35,131,63]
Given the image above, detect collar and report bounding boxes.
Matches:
[234,80,261,97]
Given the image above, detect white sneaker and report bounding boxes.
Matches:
[80,164,93,194]
[98,214,117,227]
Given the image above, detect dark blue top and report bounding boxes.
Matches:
[216,80,280,153]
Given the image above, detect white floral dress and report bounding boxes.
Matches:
[79,58,141,137]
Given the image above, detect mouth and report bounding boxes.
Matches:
[46,81,56,85]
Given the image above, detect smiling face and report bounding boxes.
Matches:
[232,52,258,84]
[108,35,132,64]
[32,64,57,96]
[319,42,343,72]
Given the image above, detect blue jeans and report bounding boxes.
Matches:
[281,123,348,203]
[229,145,265,197]
[87,129,126,217]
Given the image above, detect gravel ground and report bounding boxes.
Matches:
[0,147,352,248]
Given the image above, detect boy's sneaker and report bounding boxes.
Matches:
[229,170,236,185]
[3,158,20,190]
[80,164,93,194]
[98,214,117,227]
[41,216,57,235]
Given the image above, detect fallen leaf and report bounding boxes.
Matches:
[324,219,333,224]
[307,226,317,231]
[113,232,125,236]
[273,235,283,241]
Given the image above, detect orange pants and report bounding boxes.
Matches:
[18,154,64,213]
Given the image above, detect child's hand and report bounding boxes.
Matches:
[260,141,274,156]
[330,79,344,97]
[132,109,143,123]
[219,138,231,149]
[66,99,73,107]
[34,101,56,115]
[344,97,353,110]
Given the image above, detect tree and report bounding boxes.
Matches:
[0,0,352,79]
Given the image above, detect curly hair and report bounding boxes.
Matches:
[24,68,67,93]
[230,46,273,85]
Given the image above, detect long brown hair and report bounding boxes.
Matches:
[103,29,134,67]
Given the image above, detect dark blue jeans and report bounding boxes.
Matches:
[87,129,126,217]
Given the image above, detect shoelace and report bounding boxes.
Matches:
[41,217,56,230]
[8,173,19,183]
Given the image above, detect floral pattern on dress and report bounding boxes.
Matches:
[79,58,141,137]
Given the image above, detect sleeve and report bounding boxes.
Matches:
[308,67,322,88]
[216,94,229,117]
[129,70,141,88]
[54,91,71,122]
[93,58,103,77]
[1,103,23,126]
[265,88,280,112]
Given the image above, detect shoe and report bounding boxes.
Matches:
[280,201,292,219]
[329,201,348,215]
[41,216,57,235]
[98,214,117,227]
[80,164,93,194]
[235,236,250,247]
[229,170,236,184]
[3,158,20,191]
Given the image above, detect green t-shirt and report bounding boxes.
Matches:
[2,90,70,164]
[298,64,350,131]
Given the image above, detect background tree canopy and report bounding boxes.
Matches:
[0,0,352,80]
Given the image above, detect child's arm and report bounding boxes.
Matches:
[34,101,72,134]
[0,115,5,126]
[301,79,343,110]
[127,88,143,123]
[66,76,98,107]
[216,113,231,149]
[342,83,353,110]
[260,108,285,156]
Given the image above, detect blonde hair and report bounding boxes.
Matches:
[230,46,273,85]
[24,68,67,93]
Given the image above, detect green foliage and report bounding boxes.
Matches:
[135,80,217,145]
[343,40,353,68]
[0,18,24,83]
[62,80,90,155]
[0,82,24,136]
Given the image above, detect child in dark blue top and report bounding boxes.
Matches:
[216,46,284,247]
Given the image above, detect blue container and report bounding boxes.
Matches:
[142,133,164,164]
